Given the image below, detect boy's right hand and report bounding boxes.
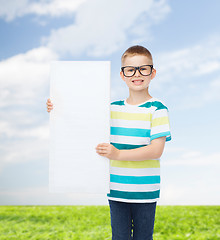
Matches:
[46,98,53,112]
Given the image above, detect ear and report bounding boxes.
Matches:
[120,71,126,82]
[151,68,156,80]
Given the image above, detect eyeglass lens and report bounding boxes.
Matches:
[123,65,152,77]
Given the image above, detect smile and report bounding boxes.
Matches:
[132,80,144,85]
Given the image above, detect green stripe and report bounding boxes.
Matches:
[110,159,160,168]
[110,174,160,184]
[111,100,168,110]
[111,111,152,121]
[111,142,147,150]
[107,189,160,200]
[139,101,168,110]
[111,100,125,106]
[111,127,150,137]
[166,136,171,141]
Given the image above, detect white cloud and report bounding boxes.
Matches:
[29,0,87,17]
[151,35,220,109]
[159,183,220,205]
[155,36,220,84]
[0,137,49,175]
[0,138,48,164]
[0,120,49,140]
[0,0,86,21]
[0,46,58,106]
[203,77,220,102]
[0,186,108,205]
[44,0,170,57]
[0,46,57,172]
[163,147,220,166]
[159,146,220,205]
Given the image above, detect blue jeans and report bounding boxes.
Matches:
[108,200,157,240]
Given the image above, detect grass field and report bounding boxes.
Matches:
[0,205,219,239]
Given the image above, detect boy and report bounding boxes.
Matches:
[47,45,171,240]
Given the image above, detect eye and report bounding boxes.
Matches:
[125,67,135,72]
[140,67,147,71]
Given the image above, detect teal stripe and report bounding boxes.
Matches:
[111,142,147,150]
[110,100,168,110]
[110,174,160,184]
[150,131,171,141]
[111,127,150,138]
[139,101,168,110]
[166,136,171,142]
[107,189,160,200]
[111,100,125,106]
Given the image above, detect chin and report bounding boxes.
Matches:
[129,87,148,92]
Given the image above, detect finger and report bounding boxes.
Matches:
[96,143,109,149]
[96,143,104,148]
[47,107,53,112]
[97,146,107,151]
[98,146,107,149]
[96,149,107,154]
[100,143,109,147]
[96,148,106,152]
[97,152,106,156]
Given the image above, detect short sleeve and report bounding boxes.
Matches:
[150,105,171,142]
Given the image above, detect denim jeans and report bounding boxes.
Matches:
[108,200,157,240]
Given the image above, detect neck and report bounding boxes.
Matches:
[126,88,152,105]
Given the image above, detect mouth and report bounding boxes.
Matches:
[132,80,144,85]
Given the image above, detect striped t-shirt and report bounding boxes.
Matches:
[107,97,171,203]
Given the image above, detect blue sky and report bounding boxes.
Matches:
[0,0,220,205]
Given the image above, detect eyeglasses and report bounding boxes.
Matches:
[121,65,153,77]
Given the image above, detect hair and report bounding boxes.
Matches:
[121,45,153,66]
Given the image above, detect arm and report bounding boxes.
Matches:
[96,136,166,161]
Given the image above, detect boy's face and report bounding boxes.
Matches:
[120,55,156,92]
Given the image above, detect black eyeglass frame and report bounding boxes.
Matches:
[121,65,154,77]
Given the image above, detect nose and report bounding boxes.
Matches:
[134,67,141,77]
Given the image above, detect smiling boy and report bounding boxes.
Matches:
[95,45,171,240]
[47,45,171,240]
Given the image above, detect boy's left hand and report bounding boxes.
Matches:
[95,143,120,160]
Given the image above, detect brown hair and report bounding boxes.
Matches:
[121,45,153,66]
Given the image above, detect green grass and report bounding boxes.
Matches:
[0,206,219,239]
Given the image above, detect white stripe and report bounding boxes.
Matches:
[107,196,158,203]
[110,183,160,192]
[111,104,156,114]
[151,124,170,135]
[110,166,160,176]
[152,108,169,119]
[110,135,150,145]
[111,119,151,129]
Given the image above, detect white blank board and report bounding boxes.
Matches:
[49,61,110,194]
